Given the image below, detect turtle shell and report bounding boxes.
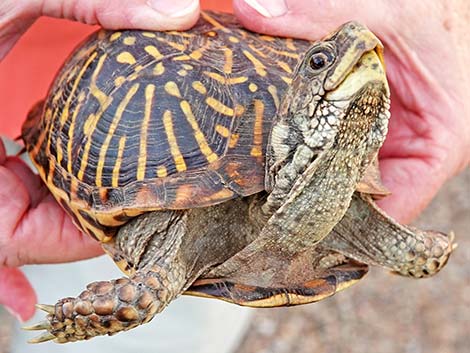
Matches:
[22,12,311,241]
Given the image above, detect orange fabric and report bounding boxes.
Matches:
[0,0,232,138]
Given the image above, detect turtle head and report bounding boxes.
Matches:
[267,22,390,191]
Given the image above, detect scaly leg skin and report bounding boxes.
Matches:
[24,265,184,343]
[326,193,456,278]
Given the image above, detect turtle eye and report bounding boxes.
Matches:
[308,49,335,71]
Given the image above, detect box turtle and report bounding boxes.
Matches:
[21,12,455,343]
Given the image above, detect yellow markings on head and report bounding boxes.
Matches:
[215,124,230,138]
[164,81,182,98]
[59,52,98,126]
[142,32,156,38]
[228,133,240,148]
[180,100,218,163]
[229,36,240,43]
[110,32,122,41]
[192,81,207,95]
[66,92,86,173]
[157,37,186,51]
[157,166,168,178]
[250,99,265,157]
[242,50,266,76]
[123,36,136,45]
[277,61,293,74]
[137,84,155,181]
[154,62,165,75]
[173,54,191,61]
[249,83,258,92]
[268,85,280,109]
[114,76,126,86]
[206,31,217,37]
[201,12,230,33]
[112,136,127,187]
[224,49,233,74]
[117,52,136,65]
[163,110,187,172]
[95,83,140,187]
[281,76,293,84]
[285,38,296,51]
[145,45,163,60]
[206,97,236,116]
[203,71,248,85]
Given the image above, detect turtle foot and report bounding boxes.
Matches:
[24,273,174,343]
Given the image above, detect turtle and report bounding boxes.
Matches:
[20,12,455,344]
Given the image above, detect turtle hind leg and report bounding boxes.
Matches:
[25,266,184,343]
[185,261,368,308]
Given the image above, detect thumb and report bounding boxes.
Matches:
[0,268,36,322]
[1,0,199,59]
[233,0,389,40]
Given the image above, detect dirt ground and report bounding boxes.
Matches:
[1,169,468,353]
[236,168,470,353]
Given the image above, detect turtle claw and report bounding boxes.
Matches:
[27,332,56,344]
[23,320,52,331]
[35,303,55,314]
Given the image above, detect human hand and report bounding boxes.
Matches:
[234,0,470,223]
[0,0,200,321]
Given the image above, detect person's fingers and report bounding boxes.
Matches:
[233,0,389,40]
[1,0,200,59]
[0,267,36,321]
[377,158,446,224]
[0,149,102,267]
[37,0,200,30]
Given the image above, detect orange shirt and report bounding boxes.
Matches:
[0,0,231,138]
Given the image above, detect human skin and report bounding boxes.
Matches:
[1,0,469,322]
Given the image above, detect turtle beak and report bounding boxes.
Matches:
[323,21,386,92]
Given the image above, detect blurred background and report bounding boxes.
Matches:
[1,0,469,352]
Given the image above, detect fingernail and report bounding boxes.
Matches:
[244,0,287,18]
[148,0,199,17]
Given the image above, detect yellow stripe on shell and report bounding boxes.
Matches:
[163,110,187,172]
[203,71,248,85]
[180,100,218,163]
[145,45,163,60]
[201,12,230,33]
[215,124,230,138]
[250,99,265,157]
[67,92,86,173]
[116,52,136,65]
[96,83,140,187]
[137,84,155,181]
[192,81,207,95]
[206,97,236,116]
[112,136,127,187]
[224,49,233,74]
[242,50,266,77]
[164,81,182,98]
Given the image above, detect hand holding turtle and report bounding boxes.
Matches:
[0,0,200,322]
[235,0,470,223]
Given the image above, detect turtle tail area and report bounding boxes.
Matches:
[24,267,182,344]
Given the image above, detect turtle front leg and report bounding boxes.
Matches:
[326,193,456,278]
[24,265,184,343]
